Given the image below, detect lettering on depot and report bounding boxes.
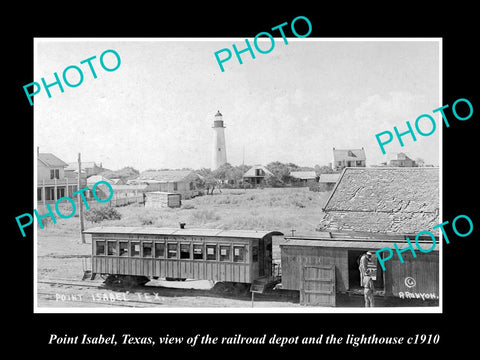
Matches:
[375,98,474,155]
[23,49,121,106]
[376,214,474,271]
[15,180,114,237]
[214,16,312,72]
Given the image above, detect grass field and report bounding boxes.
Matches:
[39,187,331,237]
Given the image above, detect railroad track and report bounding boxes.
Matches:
[37,277,299,308]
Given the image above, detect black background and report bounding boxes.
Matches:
[6,3,478,357]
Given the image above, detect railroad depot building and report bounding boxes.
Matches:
[280,167,440,307]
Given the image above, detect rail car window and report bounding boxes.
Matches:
[180,244,191,259]
[155,243,165,258]
[167,243,178,259]
[206,244,217,261]
[143,242,153,257]
[96,241,105,256]
[107,241,117,256]
[233,246,245,262]
[252,246,258,262]
[131,242,140,257]
[193,244,203,260]
[219,245,231,262]
[119,242,128,256]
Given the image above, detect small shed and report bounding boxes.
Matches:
[145,191,181,208]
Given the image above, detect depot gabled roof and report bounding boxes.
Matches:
[318,167,440,235]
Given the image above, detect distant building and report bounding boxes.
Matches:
[389,152,417,167]
[37,150,86,205]
[332,148,366,171]
[243,165,273,186]
[129,170,200,199]
[86,175,114,186]
[65,161,104,178]
[290,171,318,186]
[318,173,341,190]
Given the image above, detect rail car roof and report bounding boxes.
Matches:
[83,226,283,239]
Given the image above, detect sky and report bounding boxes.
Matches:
[34,38,440,171]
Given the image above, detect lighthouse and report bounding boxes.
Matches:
[212,110,227,170]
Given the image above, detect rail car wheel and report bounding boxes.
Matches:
[211,282,227,293]
[104,275,150,288]
[233,283,251,295]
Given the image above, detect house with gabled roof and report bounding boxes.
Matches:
[332,147,366,171]
[280,167,440,307]
[242,165,274,186]
[37,149,86,205]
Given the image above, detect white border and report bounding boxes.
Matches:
[33,37,443,314]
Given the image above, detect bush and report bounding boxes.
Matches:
[85,207,122,223]
[181,203,195,209]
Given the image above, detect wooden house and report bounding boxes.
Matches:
[37,150,86,205]
[145,191,182,208]
[389,152,417,167]
[128,170,200,199]
[65,161,104,178]
[243,165,273,186]
[332,147,366,171]
[280,167,440,306]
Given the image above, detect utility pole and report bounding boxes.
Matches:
[243,145,246,193]
[78,153,85,244]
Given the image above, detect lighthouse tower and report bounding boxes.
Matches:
[212,110,227,170]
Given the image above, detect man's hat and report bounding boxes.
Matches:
[366,251,373,256]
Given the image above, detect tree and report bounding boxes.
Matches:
[264,173,282,187]
[314,164,334,175]
[100,166,139,182]
[266,161,293,183]
[415,158,425,167]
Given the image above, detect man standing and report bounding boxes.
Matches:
[359,251,373,286]
[363,268,375,307]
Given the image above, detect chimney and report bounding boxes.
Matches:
[179,222,186,229]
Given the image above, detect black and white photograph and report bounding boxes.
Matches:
[33,38,441,312]
[7,5,478,357]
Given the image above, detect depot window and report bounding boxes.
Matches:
[155,243,165,258]
[233,246,245,262]
[119,242,128,256]
[219,245,231,262]
[107,241,117,256]
[180,244,191,259]
[143,242,153,257]
[131,242,140,257]
[96,241,105,256]
[167,243,178,259]
[193,244,203,260]
[206,244,217,261]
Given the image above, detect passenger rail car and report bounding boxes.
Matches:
[84,226,282,287]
